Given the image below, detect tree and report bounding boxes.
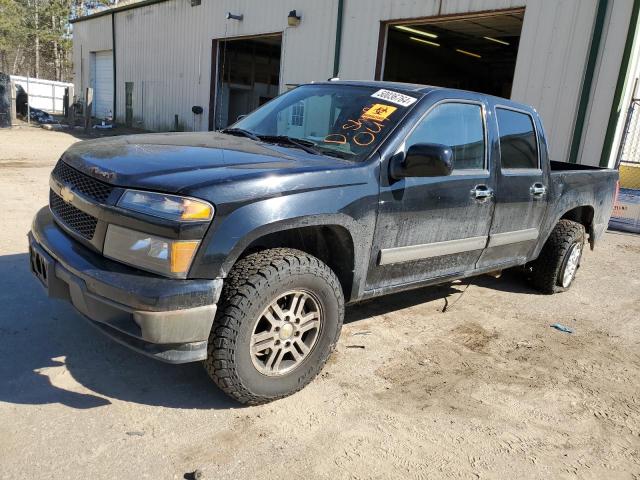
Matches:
[0,0,27,74]
[0,0,115,81]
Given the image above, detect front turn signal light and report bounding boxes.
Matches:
[170,240,200,274]
[181,200,213,220]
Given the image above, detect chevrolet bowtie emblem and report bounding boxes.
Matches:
[60,186,74,203]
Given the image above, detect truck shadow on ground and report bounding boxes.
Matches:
[345,269,539,324]
[471,269,541,295]
[0,253,237,410]
[345,283,458,324]
[0,253,537,411]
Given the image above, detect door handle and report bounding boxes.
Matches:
[471,185,494,201]
[530,183,547,197]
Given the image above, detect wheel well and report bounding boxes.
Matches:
[239,225,355,299]
[560,205,595,247]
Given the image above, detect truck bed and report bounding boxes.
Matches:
[543,161,618,248]
[549,160,612,171]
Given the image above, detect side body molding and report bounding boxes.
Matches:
[379,236,487,265]
[379,229,540,265]
[487,228,539,247]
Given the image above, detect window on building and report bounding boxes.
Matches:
[496,108,539,169]
[290,102,305,127]
[406,102,485,170]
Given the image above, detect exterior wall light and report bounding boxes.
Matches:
[288,10,301,26]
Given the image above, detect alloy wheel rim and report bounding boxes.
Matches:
[250,290,323,377]
[562,243,582,288]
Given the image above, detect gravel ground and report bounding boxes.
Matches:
[1,127,639,480]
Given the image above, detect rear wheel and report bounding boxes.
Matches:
[526,219,585,294]
[204,248,344,405]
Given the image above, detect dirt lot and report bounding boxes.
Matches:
[1,127,639,480]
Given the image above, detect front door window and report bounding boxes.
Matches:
[405,102,486,170]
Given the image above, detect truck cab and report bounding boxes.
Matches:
[365,88,550,293]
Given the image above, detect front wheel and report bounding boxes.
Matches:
[526,219,585,294]
[204,248,344,405]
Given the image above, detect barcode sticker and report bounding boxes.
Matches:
[370,89,418,107]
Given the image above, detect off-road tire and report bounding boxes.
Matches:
[526,219,585,294]
[204,248,344,405]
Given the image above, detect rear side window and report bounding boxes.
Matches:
[406,102,485,170]
[496,108,539,169]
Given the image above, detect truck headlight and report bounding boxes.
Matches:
[118,190,214,222]
[103,224,200,278]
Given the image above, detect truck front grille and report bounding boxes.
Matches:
[52,160,114,203]
[49,190,98,240]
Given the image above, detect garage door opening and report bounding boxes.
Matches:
[379,10,524,98]
[211,34,282,130]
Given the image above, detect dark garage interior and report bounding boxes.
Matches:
[213,34,282,129]
[382,11,524,98]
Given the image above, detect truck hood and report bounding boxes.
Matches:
[61,132,358,194]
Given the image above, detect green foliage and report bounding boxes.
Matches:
[0,0,115,81]
[0,0,27,51]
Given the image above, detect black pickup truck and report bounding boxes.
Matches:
[29,81,618,404]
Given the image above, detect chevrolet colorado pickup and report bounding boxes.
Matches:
[29,81,618,404]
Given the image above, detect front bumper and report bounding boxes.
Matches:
[29,207,222,363]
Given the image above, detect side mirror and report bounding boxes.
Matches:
[390,143,454,179]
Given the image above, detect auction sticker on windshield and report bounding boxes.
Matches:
[371,89,417,107]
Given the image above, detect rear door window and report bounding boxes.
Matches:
[496,108,539,169]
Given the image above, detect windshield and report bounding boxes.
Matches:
[230,84,421,160]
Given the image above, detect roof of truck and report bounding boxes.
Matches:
[314,80,438,93]
[312,80,535,112]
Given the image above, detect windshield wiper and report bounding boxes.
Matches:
[220,128,260,141]
[257,135,321,155]
[314,148,351,160]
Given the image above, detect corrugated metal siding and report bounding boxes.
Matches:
[579,0,635,166]
[339,0,524,81]
[608,9,640,168]
[336,0,601,163]
[114,1,202,131]
[110,0,339,131]
[511,0,598,164]
[71,0,634,166]
[72,15,112,102]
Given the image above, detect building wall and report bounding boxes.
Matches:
[579,0,635,166]
[72,14,113,103]
[511,0,599,165]
[72,0,636,166]
[338,0,634,166]
[73,0,340,132]
[602,1,640,167]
